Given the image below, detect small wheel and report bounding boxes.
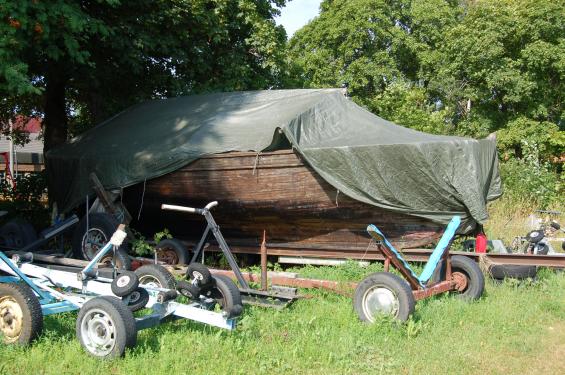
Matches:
[135,264,176,289]
[0,219,37,249]
[0,283,43,344]
[98,247,132,270]
[461,239,475,251]
[202,275,243,318]
[72,213,129,260]
[123,288,149,312]
[176,280,201,300]
[354,272,415,322]
[526,230,544,243]
[450,255,484,300]
[187,263,213,286]
[534,243,549,255]
[76,296,137,359]
[111,271,139,297]
[155,238,190,265]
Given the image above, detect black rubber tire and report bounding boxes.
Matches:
[98,247,132,270]
[203,274,243,318]
[0,219,38,250]
[353,272,415,323]
[135,264,176,289]
[534,243,549,255]
[123,288,150,312]
[526,230,544,243]
[155,238,190,265]
[176,280,201,300]
[451,255,484,300]
[76,296,137,359]
[461,239,475,251]
[187,263,213,286]
[0,283,43,345]
[489,264,537,280]
[72,213,128,260]
[111,271,139,297]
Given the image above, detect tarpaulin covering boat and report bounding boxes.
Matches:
[46,89,502,253]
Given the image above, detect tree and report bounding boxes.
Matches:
[288,0,564,157]
[0,0,287,152]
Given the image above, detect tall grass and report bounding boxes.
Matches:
[485,195,564,248]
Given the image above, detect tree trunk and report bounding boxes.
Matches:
[43,69,68,154]
[43,67,68,208]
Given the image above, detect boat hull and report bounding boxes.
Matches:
[124,150,444,259]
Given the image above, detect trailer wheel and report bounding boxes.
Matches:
[354,272,415,323]
[155,238,189,265]
[111,271,139,297]
[72,213,129,261]
[76,296,137,359]
[98,248,132,270]
[135,264,176,289]
[204,275,243,318]
[450,255,484,300]
[187,263,213,286]
[123,288,149,312]
[176,280,201,300]
[0,219,37,250]
[0,283,43,345]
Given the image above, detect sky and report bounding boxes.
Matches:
[275,0,322,38]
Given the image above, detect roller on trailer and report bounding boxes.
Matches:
[0,224,242,359]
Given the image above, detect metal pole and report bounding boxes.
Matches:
[260,230,267,291]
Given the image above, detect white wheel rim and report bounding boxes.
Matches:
[362,286,399,322]
[0,296,24,343]
[116,275,130,288]
[80,308,116,357]
[138,275,162,288]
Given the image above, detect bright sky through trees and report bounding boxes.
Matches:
[275,0,322,37]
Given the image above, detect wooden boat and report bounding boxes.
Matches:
[123,150,444,259]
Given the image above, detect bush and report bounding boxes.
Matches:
[500,158,561,208]
[0,172,49,228]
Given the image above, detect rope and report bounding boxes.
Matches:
[360,238,375,261]
[252,152,261,176]
[137,178,147,221]
[335,189,340,207]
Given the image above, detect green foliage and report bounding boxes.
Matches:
[0,172,49,227]
[130,228,172,256]
[0,0,288,149]
[499,159,561,208]
[288,0,564,200]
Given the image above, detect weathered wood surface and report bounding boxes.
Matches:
[124,150,444,258]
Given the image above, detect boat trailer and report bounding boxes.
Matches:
[0,224,241,359]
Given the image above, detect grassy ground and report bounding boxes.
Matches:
[0,263,564,375]
[1,199,563,374]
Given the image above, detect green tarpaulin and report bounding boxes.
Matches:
[46,89,502,233]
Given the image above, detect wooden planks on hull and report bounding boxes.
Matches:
[123,150,443,255]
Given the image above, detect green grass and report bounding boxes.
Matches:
[1,264,564,375]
